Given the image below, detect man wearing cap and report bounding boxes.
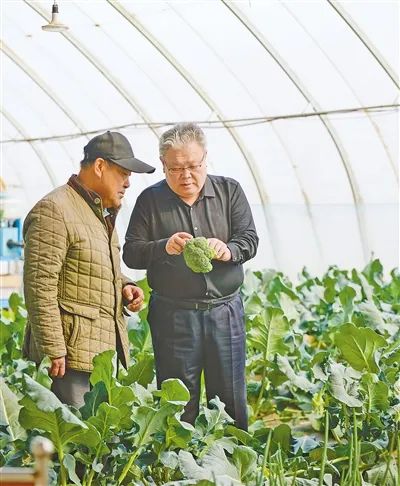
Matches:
[23,131,155,408]
[123,123,258,430]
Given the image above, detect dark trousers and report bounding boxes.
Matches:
[148,294,247,430]
[51,369,90,409]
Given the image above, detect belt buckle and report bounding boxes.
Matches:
[194,302,211,311]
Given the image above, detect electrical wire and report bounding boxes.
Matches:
[1,103,398,144]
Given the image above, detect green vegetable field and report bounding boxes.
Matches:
[1,259,399,485]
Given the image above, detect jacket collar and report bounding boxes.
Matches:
[67,175,119,228]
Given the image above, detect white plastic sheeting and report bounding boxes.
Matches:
[1,0,399,278]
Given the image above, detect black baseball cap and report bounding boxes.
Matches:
[83,131,155,173]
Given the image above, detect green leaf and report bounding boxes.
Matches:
[247,307,289,361]
[0,378,26,440]
[231,445,257,483]
[178,449,212,481]
[200,396,234,432]
[109,385,135,429]
[90,350,117,395]
[339,286,356,320]
[8,293,24,315]
[267,275,298,302]
[19,375,88,450]
[166,414,194,449]
[242,270,262,296]
[35,357,52,389]
[292,435,319,454]
[328,362,363,408]
[80,381,108,420]
[276,355,313,392]
[73,421,101,449]
[355,270,374,301]
[366,462,397,485]
[63,453,82,486]
[362,259,384,287]
[86,402,120,454]
[120,353,154,387]
[132,402,182,448]
[131,382,153,406]
[128,321,152,355]
[225,425,255,446]
[272,423,292,453]
[159,450,179,469]
[278,292,300,324]
[154,378,190,405]
[334,323,387,372]
[201,443,240,481]
[243,294,264,316]
[361,373,389,412]
[357,301,397,337]
[323,277,336,304]
[385,345,400,366]
[0,321,12,351]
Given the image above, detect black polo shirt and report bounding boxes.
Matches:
[123,175,258,301]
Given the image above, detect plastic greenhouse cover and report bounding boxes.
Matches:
[1,0,398,278]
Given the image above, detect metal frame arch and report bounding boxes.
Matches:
[2,109,58,188]
[327,0,399,90]
[221,0,369,262]
[2,42,90,171]
[282,3,398,180]
[2,42,87,134]
[24,0,161,142]
[1,116,29,202]
[168,1,325,264]
[107,0,279,268]
[72,2,187,120]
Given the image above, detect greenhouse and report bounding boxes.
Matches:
[0,1,399,485]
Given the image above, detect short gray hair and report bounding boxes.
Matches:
[159,122,206,158]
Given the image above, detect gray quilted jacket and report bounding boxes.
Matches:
[22,181,131,371]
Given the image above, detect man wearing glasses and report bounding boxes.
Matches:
[123,122,258,430]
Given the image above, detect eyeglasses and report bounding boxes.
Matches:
[165,153,206,175]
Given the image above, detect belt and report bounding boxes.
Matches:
[152,292,238,311]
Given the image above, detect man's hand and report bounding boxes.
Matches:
[50,356,66,378]
[123,284,145,312]
[207,238,231,262]
[166,232,193,255]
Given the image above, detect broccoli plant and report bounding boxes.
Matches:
[183,237,216,273]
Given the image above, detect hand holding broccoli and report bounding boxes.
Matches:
[166,232,193,255]
[207,237,231,262]
[183,237,216,273]
[166,233,232,273]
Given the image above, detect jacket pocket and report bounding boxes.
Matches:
[59,300,100,347]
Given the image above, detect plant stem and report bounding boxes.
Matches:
[352,408,359,486]
[382,427,397,486]
[277,447,285,486]
[397,424,400,486]
[257,429,272,486]
[254,357,268,417]
[117,448,140,485]
[58,447,67,486]
[319,409,329,486]
[342,405,352,486]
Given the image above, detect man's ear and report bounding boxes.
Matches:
[160,157,166,174]
[93,157,107,178]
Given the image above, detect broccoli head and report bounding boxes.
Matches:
[183,237,217,273]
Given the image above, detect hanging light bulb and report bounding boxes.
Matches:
[42,1,69,33]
